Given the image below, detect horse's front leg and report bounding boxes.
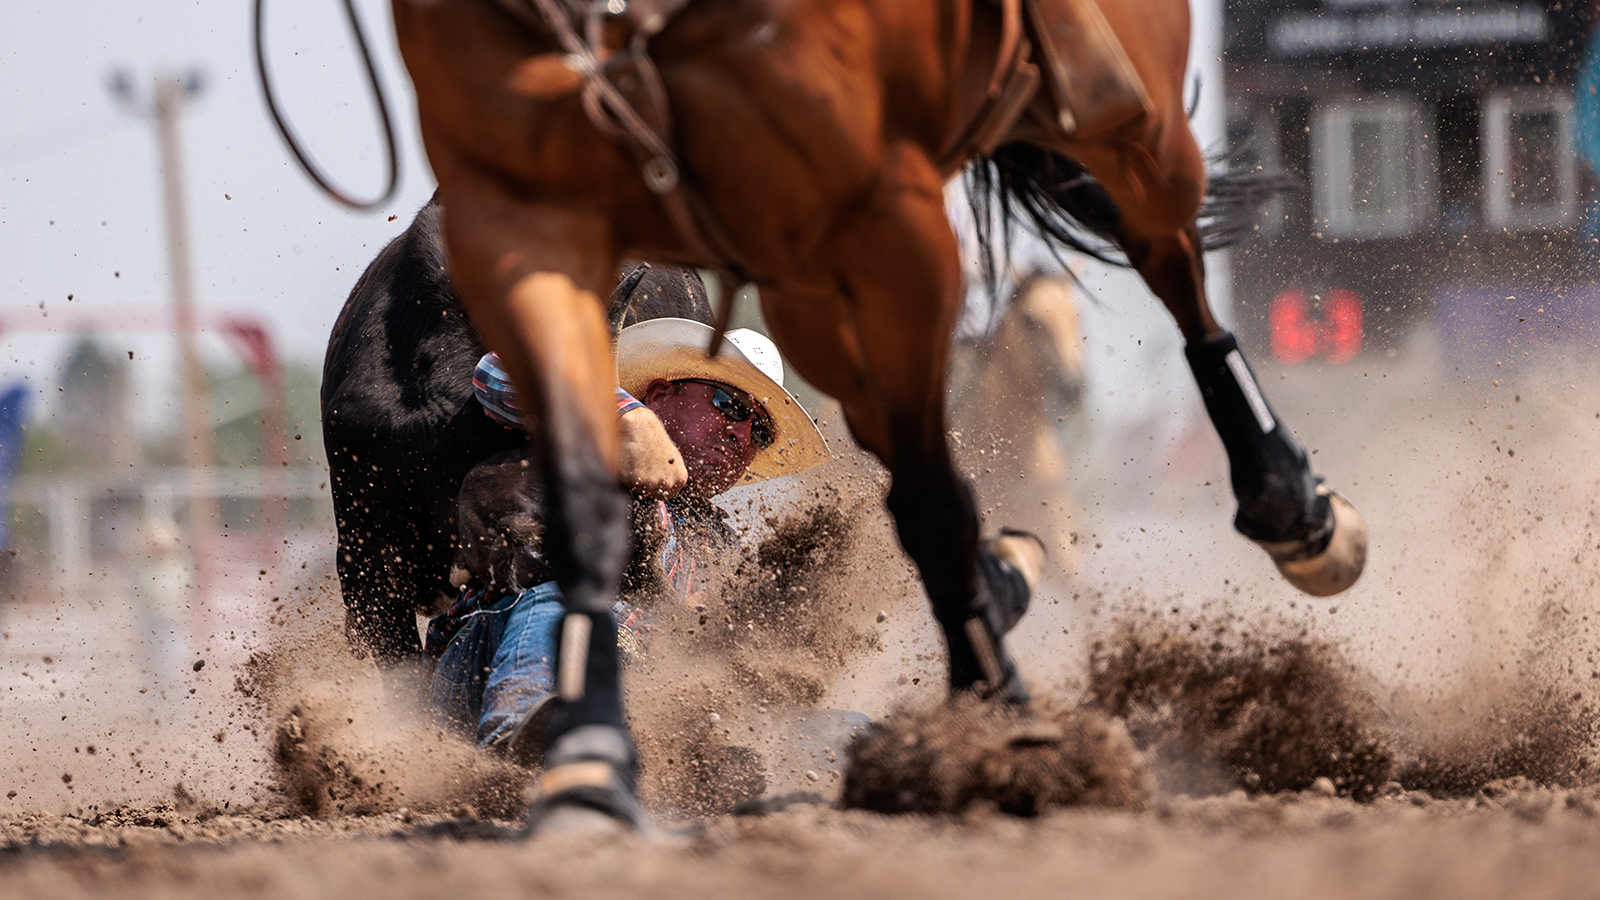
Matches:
[431,176,642,827]
[1066,122,1367,596]
[765,142,1042,703]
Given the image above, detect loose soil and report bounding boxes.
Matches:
[9,351,1600,898]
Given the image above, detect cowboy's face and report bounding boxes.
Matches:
[641,378,769,497]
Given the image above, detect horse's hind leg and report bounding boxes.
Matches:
[764,143,1039,702]
[1064,121,1367,596]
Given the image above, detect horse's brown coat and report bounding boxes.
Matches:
[388,0,1272,812]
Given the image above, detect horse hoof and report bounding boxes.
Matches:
[1265,489,1367,597]
[952,671,1031,708]
[528,797,636,837]
[988,528,1046,593]
[524,725,647,835]
[945,616,1032,707]
[952,617,1033,708]
[525,759,647,835]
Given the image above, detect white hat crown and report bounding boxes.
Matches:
[615,318,829,485]
[723,328,784,388]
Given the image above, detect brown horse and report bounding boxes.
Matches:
[388,0,1367,827]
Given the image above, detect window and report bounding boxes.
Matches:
[1482,88,1575,231]
[1228,98,1286,239]
[1312,99,1434,238]
[1436,98,1482,233]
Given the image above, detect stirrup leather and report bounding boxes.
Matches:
[1024,0,1154,140]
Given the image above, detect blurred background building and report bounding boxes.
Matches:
[1224,0,1600,372]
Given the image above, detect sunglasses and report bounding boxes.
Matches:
[678,379,775,449]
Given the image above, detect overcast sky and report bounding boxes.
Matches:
[1,0,433,427]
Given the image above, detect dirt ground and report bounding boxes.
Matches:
[7,335,1600,898]
[10,787,1600,900]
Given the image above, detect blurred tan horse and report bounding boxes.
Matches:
[949,274,1086,561]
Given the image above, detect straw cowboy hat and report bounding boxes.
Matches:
[616,318,829,485]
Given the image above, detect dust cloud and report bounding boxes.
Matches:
[7,288,1600,900]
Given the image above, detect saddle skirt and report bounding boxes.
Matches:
[937,0,1154,172]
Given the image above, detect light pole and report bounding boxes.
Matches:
[109,67,218,599]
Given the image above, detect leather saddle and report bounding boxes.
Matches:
[1024,0,1152,141]
[520,0,1152,228]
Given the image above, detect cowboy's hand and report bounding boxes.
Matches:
[618,406,687,499]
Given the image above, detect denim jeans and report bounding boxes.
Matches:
[429,581,566,749]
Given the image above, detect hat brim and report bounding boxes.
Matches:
[616,318,829,486]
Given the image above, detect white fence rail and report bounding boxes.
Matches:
[6,467,333,586]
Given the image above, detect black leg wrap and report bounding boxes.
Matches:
[546,611,631,739]
[884,474,980,606]
[931,551,1032,706]
[1186,332,1333,554]
[542,456,630,616]
[886,474,1029,705]
[527,611,644,832]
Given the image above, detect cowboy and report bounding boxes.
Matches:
[427,318,829,763]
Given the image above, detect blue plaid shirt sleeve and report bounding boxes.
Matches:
[473,352,523,427]
[474,352,641,427]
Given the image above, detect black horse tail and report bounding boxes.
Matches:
[965,141,1292,297]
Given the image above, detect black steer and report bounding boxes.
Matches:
[322,195,712,664]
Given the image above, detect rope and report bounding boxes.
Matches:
[253,0,400,210]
